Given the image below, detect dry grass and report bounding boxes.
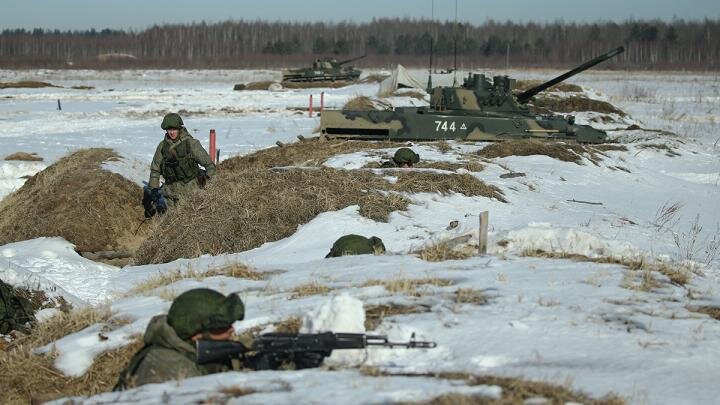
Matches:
[0,80,59,89]
[343,95,391,111]
[288,282,332,299]
[414,160,485,172]
[220,138,404,171]
[453,288,488,305]
[0,148,146,253]
[274,316,302,333]
[358,73,390,83]
[477,139,619,166]
[530,95,626,116]
[415,239,478,262]
[4,151,43,161]
[362,370,624,405]
[686,306,720,320]
[638,143,681,157]
[363,278,454,297]
[521,249,692,287]
[1,307,145,404]
[364,304,430,330]
[128,262,264,296]
[515,80,583,93]
[135,143,503,264]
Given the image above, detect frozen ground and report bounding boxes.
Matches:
[1,68,719,404]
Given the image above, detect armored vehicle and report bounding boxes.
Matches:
[282,55,365,83]
[319,47,624,144]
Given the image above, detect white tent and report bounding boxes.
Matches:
[377,64,426,96]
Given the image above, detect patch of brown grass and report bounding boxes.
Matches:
[220,138,402,171]
[358,73,389,84]
[343,95,390,111]
[128,262,264,296]
[521,249,692,287]
[638,143,681,157]
[289,282,332,299]
[363,278,454,297]
[531,95,626,116]
[364,304,430,330]
[369,370,624,405]
[136,150,503,264]
[0,148,145,253]
[477,139,616,166]
[415,161,485,172]
[4,152,43,161]
[454,288,488,305]
[71,85,95,90]
[274,316,302,333]
[416,239,478,262]
[686,306,720,320]
[1,307,144,404]
[0,81,59,89]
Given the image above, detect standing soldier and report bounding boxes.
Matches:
[144,113,216,216]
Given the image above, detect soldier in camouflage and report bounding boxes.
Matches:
[115,288,326,390]
[147,113,216,208]
[325,234,386,258]
[380,147,420,168]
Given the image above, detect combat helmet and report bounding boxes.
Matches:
[161,113,184,130]
[325,234,386,258]
[393,148,420,166]
[167,288,245,340]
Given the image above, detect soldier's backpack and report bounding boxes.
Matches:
[0,280,36,334]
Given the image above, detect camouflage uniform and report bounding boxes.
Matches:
[0,280,36,335]
[148,113,217,204]
[115,289,244,390]
[325,234,386,258]
[380,147,420,168]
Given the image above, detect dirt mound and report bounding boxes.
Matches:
[515,80,583,93]
[134,160,504,264]
[281,81,353,89]
[0,81,60,89]
[4,152,43,161]
[358,73,390,84]
[477,139,624,165]
[220,138,404,171]
[0,148,145,253]
[530,95,625,116]
[234,81,276,91]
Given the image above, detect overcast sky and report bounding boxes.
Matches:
[3,0,719,31]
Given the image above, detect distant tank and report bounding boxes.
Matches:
[282,55,365,83]
[319,47,624,144]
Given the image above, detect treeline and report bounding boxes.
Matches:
[0,18,718,69]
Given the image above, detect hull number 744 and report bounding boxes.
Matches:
[434,120,467,132]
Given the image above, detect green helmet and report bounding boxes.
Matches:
[325,234,386,258]
[166,288,245,340]
[161,113,184,130]
[393,148,420,165]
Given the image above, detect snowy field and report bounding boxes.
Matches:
[1,68,720,404]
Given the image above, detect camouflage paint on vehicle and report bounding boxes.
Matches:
[282,55,365,83]
[320,47,624,144]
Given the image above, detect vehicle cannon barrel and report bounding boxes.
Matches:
[338,54,366,66]
[516,46,625,104]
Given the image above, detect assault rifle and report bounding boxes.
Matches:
[196,332,437,365]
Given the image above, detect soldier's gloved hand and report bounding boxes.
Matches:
[150,188,163,202]
[293,350,330,369]
[144,206,156,219]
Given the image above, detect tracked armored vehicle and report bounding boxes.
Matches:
[282,55,365,83]
[319,47,624,144]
